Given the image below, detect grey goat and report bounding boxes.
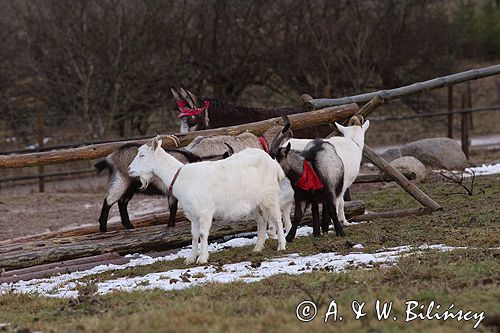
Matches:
[269,117,346,241]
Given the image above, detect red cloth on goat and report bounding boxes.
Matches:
[259,137,269,153]
[296,160,324,191]
[177,100,210,118]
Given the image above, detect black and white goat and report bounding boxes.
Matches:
[129,136,286,265]
[95,143,233,232]
[285,116,370,226]
[269,119,346,241]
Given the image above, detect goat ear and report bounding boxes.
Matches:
[171,87,183,101]
[151,135,162,151]
[335,122,346,134]
[362,119,370,131]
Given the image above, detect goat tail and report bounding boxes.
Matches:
[94,159,111,174]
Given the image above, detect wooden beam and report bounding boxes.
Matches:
[350,208,430,221]
[362,145,442,211]
[0,201,365,271]
[0,103,359,169]
[354,172,416,183]
[310,64,500,109]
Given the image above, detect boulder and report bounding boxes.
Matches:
[380,147,402,162]
[390,156,427,181]
[400,137,467,170]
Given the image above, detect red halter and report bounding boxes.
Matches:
[177,100,210,118]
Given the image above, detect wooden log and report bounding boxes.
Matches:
[0,201,365,271]
[0,104,359,169]
[362,145,442,211]
[0,253,122,278]
[0,255,130,284]
[0,196,372,246]
[350,207,430,222]
[309,64,500,109]
[354,172,416,183]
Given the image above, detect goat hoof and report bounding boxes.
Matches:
[167,223,175,228]
[99,227,107,233]
[285,235,294,243]
[277,245,286,251]
[253,245,264,252]
[185,256,197,265]
[196,256,209,265]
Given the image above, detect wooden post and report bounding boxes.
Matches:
[362,145,442,211]
[467,81,474,130]
[38,110,45,192]
[461,94,470,159]
[447,85,453,138]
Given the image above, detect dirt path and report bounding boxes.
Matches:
[0,192,168,241]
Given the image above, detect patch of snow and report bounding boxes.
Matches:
[83,204,93,209]
[464,163,500,177]
[352,244,364,249]
[1,241,465,298]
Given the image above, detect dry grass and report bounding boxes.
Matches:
[0,175,498,333]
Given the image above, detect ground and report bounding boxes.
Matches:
[0,169,499,332]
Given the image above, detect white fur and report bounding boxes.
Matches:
[129,140,286,265]
[285,120,370,226]
[267,177,293,239]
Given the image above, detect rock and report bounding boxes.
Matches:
[400,137,467,170]
[390,156,427,181]
[380,147,402,162]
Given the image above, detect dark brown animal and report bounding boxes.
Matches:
[172,87,334,138]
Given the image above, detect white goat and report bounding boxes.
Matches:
[129,136,286,265]
[285,116,370,226]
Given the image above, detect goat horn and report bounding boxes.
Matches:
[348,116,361,126]
[269,114,292,155]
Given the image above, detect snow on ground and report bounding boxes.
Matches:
[0,224,465,298]
[464,163,500,177]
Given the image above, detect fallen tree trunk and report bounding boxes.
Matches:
[350,207,430,222]
[0,201,365,271]
[0,171,416,246]
[0,104,358,169]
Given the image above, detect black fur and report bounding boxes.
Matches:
[182,97,333,139]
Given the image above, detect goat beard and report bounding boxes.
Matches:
[139,175,151,190]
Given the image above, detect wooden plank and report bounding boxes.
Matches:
[350,208,430,222]
[309,64,500,108]
[354,172,416,183]
[0,201,365,271]
[0,104,359,169]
